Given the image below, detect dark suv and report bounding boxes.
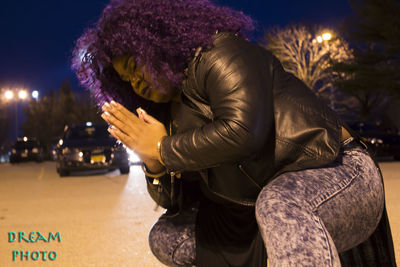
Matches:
[9,138,44,163]
[56,122,130,176]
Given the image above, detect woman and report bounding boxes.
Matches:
[72,0,396,266]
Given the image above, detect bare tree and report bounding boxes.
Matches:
[262,25,353,98]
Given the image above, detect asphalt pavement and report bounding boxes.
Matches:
[0,161,398,267]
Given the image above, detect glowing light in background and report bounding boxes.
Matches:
[32,90,39,100]
[5,90,14,100]
[315,32,332,44]
[23,136,28,142]
[322,33,332,41]
[18,90,28,100]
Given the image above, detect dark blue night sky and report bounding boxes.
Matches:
[0,0,353,94]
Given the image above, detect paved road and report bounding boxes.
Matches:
[0,161,398,266]
[0,162,164,267]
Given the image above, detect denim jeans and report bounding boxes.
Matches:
[255,142,384,266]
[148,142,384,266]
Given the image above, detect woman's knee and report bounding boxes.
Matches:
[148,220,176,266]
[255,176,307,225]
[148,217,196,266]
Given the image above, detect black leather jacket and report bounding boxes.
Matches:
[159,32,343,206]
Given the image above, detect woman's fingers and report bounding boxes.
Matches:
[102,101,167,159]
[102,102,141,134]
[102,102,128,123]
[108,126,136,149]
[101,111,134,136]
[136,107,159,124]
[110,101,141,124]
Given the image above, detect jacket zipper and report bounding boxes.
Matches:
[238,164,262,190]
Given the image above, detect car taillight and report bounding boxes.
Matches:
[62,148,68,155]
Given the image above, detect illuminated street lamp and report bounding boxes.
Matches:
[5,90,14,100]
[322,33,332,41]
[3,88,31,138]
[32,90,39,100]
[18,90,28,100]
[316,32,332,43]
[2,88,38,138]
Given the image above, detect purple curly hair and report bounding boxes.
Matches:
[72,0,254,114]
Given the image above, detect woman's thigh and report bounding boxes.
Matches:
[311,146,384,251]
[256,144,384,253]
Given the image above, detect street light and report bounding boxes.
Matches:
[5,90,14,100]
[316,32,332,43]
[18,90,28,100]
[2,88,32,138]
[322,33,332,41]
[32,90,39,100]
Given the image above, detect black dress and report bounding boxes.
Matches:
[195,181,267,267]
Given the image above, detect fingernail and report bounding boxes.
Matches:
[102,102,110,110]
[110,100,118,107]
[103,111,110,117]
[138,107,146,114]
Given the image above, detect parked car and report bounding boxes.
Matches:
[0,145,10,163]
[56,122,130,176]
[347,122,400,160]
[9,137,44,163]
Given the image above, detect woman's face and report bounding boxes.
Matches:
[112,55,175,103]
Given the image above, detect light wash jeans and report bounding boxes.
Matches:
[149,141,384,266]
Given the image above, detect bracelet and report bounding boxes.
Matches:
[141,163,167,179]
[157,136,166,166]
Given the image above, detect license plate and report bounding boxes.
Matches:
[91,155,105,163]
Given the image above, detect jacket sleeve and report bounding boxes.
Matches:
[161,38,275,172]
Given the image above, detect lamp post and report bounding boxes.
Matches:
[317,32,336,109]
[3,89,32,139]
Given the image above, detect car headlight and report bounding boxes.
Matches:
[367,137,383,145]
[32,147,39,153]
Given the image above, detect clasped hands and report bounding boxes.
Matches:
[101,101,167,172]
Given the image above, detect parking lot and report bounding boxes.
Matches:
[0,161,399,266]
